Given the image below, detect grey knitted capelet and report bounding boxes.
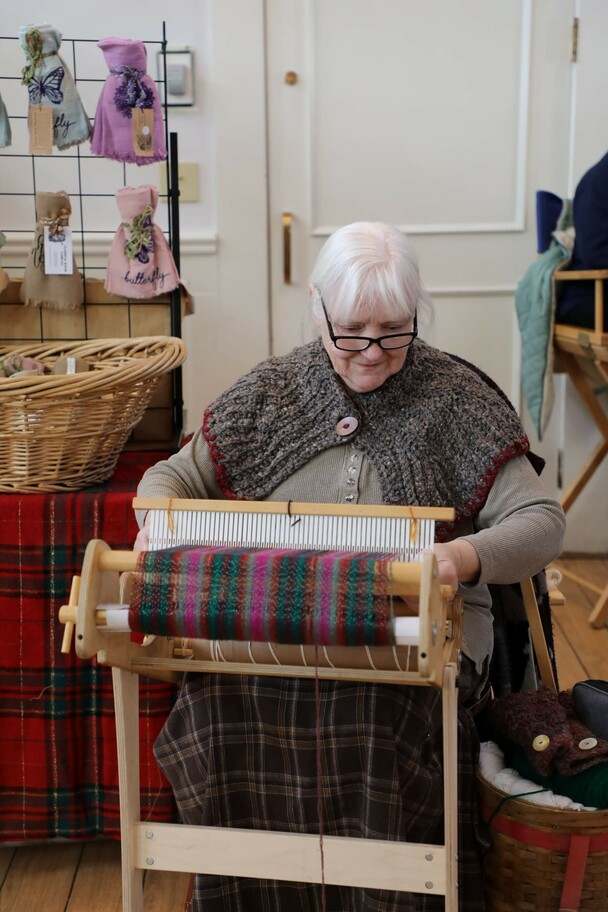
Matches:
[202,338,529,540]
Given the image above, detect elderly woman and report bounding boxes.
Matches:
[136,222,565,912]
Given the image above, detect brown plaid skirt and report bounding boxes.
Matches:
[154,674,487,912]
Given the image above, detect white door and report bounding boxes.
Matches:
[265,0,608,550]
[266,0,572,409]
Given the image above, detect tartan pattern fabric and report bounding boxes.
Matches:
[130,547,396,647]
[155,673,487,912]
[0,451,177,842]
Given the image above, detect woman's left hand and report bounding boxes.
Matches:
[433,539,481,594]
[433,553,459,595]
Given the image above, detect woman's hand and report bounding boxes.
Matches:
[434,554,460,595]
[433,539,481,594]
[133,515,151,552]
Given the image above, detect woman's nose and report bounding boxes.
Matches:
[362,340,385,360]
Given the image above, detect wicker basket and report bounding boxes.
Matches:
[0,336,186,492]
[478,773,608,912]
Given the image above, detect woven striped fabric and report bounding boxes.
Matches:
[130,546,397,647]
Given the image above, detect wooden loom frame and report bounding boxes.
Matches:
[58,499,557,911]
[60,501,556,912]
[60,500,464,911]
[553,268,608,627]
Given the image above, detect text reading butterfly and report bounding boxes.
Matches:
[28,67,65,105]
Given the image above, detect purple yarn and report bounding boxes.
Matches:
[111,66,154,118]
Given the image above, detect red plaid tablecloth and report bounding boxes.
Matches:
[0,451,178,842]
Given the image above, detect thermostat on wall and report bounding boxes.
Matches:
[157,48,194,107]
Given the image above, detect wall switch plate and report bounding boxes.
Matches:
[159,162,200,203]
[157,48,194,107]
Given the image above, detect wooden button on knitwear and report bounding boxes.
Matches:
[533,734,550,752]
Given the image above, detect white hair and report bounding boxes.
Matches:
[309,222,432,325]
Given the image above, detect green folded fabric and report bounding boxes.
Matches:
[506,743,608,809]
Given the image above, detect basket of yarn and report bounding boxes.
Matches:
[0,336,185,492]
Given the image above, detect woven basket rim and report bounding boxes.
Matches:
[0,335,186,491]
[0,336,186,397]
[477,771,608,829]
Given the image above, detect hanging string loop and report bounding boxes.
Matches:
[21,29,57,85]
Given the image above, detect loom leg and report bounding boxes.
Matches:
[443,662,458,912]
[112,666,145,912]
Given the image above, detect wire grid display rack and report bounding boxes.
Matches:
[0,21,183,440]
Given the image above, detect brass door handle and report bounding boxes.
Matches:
[282,212,293,284]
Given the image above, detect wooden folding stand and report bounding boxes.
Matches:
[553,268,608,627]
[59,500,462,912]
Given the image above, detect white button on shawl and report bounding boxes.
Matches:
[335,416,359,437]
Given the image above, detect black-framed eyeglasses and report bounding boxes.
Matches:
[319,291,418,352]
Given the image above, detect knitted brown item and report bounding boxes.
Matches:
[488,685,608,777]
[203,338,529,541]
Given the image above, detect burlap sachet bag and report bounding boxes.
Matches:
[20,191,83,309]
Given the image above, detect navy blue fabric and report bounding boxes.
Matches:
[535,190,563,254]
[556,151,608,328]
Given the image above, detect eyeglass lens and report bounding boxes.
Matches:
[334,335,415,351]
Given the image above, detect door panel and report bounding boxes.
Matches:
[310,1,526,231]
[266,0,572,399]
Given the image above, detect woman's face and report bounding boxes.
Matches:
[317,300,414,394]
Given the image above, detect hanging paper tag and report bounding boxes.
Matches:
[43,227,73,275]
[132,108,154,157]
[28,105,53,155]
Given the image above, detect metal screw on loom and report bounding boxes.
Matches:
[146,857,155,865]
[146,829,154,838]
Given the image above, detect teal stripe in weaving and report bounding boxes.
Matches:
[130,546,397,647]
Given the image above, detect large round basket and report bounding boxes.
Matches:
[0,336,186,492]
[477,773,608,912]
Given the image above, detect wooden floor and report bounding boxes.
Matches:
[1,556,606,912]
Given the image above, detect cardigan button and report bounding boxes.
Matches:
[532,734,550,752]
[578,737,598,751]
[335,416,359,437]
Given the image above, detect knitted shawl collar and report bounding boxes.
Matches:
[202,338,529,539]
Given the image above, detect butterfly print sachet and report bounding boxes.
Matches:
[91,38,167,165]
[19,24,92,151]
[105,185,179,299]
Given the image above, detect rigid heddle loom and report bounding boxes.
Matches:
[60,498,463,912]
